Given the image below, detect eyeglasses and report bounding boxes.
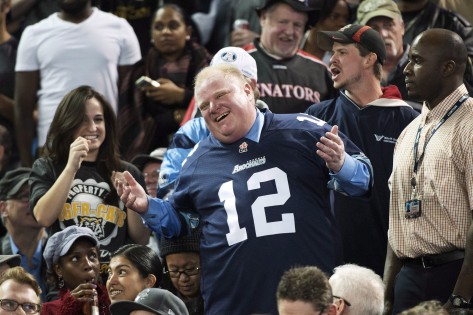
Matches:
[0,299,41,314]
[333,295,351,307]
[164,267,200,278]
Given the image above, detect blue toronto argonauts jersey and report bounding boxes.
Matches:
[169,112,369,315]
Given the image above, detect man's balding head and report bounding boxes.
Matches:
[414,28,467,76]
[404,28,468,108]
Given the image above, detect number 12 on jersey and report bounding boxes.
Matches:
[218,167,295,246]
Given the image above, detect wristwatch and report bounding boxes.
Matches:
[450,294,472,308]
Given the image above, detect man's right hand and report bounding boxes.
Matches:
[116,171,149,214]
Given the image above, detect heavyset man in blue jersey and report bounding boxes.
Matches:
[116,62,374,314]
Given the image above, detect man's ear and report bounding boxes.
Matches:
[442,60,456,77]
[260,11,268,29]
[365,52,378,68]
[244,82,253,98]
[327,303,345,315]
[332,300,345,315]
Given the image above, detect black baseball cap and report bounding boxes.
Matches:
[317,24,386,65]
[256,0,318,27]
[110,288,189,315]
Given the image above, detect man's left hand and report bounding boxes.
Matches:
[316,125,345,173]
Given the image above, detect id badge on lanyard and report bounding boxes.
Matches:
[405,176,421,218]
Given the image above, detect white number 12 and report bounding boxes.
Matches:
[218,167,295,246]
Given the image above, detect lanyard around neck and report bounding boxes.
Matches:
[413,94,469,175]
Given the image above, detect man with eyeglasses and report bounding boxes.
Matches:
[329,264,384,315]
[0,266,42,314]
[0,168,48,300]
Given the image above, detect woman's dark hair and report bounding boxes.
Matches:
[42,86,122,202]
[111,244,163,286]
[152,3,192,27]
[310,0,353,25]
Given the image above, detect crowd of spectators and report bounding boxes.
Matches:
[0,0,472,314]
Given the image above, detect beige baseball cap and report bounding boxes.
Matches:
[356,0,402,25]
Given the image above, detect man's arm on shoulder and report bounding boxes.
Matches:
[14,70,38,166]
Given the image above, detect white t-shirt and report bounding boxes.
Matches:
[15,8,141,146]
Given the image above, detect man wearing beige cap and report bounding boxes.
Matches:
[357,0,421,111]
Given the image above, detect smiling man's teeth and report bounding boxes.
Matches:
[216,113,229,122]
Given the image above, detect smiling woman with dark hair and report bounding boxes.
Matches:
[29,86,150,287]
[106,244,162,305]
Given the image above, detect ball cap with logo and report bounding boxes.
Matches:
[109,288,189,315]
[356,0,402,26]
[211,46,258,81]
[317,24,387,65]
